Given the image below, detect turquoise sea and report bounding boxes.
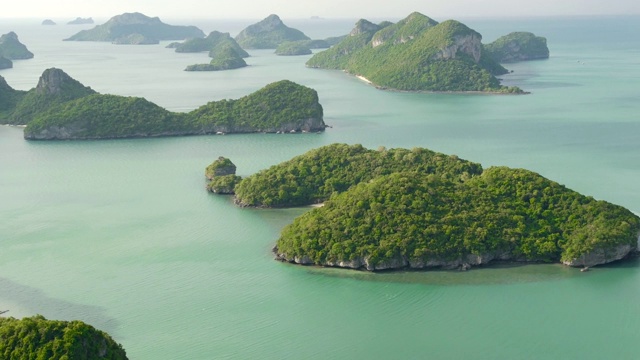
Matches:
[1,15,640,359]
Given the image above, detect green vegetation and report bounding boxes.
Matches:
[275,41,312,56]
[306,12,521,93]
[0,76,25,119]
[112,33,158,45]
[484,32,550,62]
[207,175,243,194]
[206,157,237,179]
[18,70,324,139]
[276,167,639,269]
[185,44,247,71]
[234,144,482,207]
[0,32,34,60]
[0,315,127,359]
[6,68,96,125]
[235,14,310,49]
[172,31,249,58]
[64,12,204,42]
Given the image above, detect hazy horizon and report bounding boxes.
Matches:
[1,0,639,21]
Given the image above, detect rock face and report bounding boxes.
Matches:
[433,33,482,63]
[0,32,34,60]
[484,32,549,62]
[34,68,94,96]
[562,244,635,267]
[235,14,310,49]
[206,157,237,179]
[205,157,242,194]
[349,19,381,36]
[64,12,204,42]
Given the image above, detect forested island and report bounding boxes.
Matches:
[0,315,128,359]
[0,68,325,139]
[184,43,247,71]
[213,144,640,271]
[64,12,205,44]
[168,31,249,57]
[0,32,34,62]
[67,17,94,25]
[484,32,550,62]
[306,12,523,93]
[235,14,310,49]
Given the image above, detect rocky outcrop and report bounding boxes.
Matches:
[42,19,56,25]
[206,157,236,179]
[35,68,94,96]
[67,17,94,25]
[433,33,482,63]
[349,19,381,36]
[562,244,635,267]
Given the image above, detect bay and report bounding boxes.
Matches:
[1,15,639,359]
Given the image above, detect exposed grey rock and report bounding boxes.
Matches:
[562,244,634,267]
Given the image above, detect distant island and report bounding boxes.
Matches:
[215,144,640,271]
[0,68,325,139]
[484,32,550,62]
[168,31,249,57]
[41,19,56,25]
[306,12,523,93]
[0,315,128,359]
[185,43,247,71]
[67,17,94,25]
[64,12,205,44]
[235,14,310,49]
[275,41,312,56]
[0,32,34,60]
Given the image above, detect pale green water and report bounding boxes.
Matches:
[1,16,640,359]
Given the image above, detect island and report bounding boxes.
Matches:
[67,17,94,25]
[169,31,249,58]
[275,41,312,56]
[0,32,34,60]
[484,32,550,62]
[235,14,310,49]
[205,157,242,194]
[185,44,247,71]
[222,144,640,270]
[0,315,127,359]
[0,68,325,139]
[41,19,56,25]
[64,12,205,44]
[306,12,523,93]
[0,57,11,70]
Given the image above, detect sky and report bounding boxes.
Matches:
[1,0,639,20]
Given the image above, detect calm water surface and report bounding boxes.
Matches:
[1,15,639,359]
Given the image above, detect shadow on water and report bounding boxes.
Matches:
[0,277,120,336]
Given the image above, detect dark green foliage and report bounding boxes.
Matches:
[235,14,310,49]
[0,315,128,359]
[323,35,347,46]
[186,44,247,71]
[112,33,158,45]
[0,76,25,119]
[206,157,237,179]
[303,40,330,49]
[22,77,324,139]
[485,32,549,62]
[276,167,640,267]
[234,144,482,207]
[8,69,96,125]
[25,94,184,139]
[275,41,312,56]
[64,12,204,42]
[0,32,34,60]
[207,175,243,194]
[307,13,521,93]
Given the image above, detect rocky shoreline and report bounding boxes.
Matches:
[274,234,640,271]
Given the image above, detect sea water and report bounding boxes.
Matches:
[1,15,639,359]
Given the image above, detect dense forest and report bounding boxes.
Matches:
[0,315,127,359]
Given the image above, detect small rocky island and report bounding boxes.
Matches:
[0,32,34,60]
[235,14,310,49]
[67,17,94,25]
[185,44,247,71]
[205,157,242,194]
[484,32,550,62]
[219,144,640,271]
[41,19,56,25]
[0,68,325,139]
[0,315,128,359]
[306,12,524,93]
[64,12,205,44]
[169,31,249,58]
